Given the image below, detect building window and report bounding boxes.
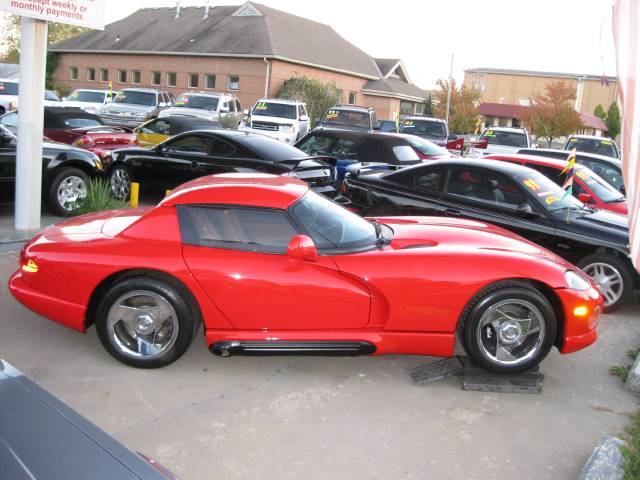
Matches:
[204,74,216,89]
[151,71,161,86]
[132,70,141,84]
[70,67,78,80]
[348,91,357,105]
[117,70,127,84]
[99,69,108,82]
[87,68,96,81]
[166,72,177,87]
[228,75,239,91]
[399,101,414,115]
[188,73,199,89]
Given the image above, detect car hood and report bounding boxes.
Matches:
[375,216,572,267]
[161,107,218,120]
[102,103,155,114]
[560,208,629,250]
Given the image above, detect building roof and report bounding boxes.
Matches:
[478,102,527,118]
[50,2,381,79]
[465,67,616,83]
[363,77,427,101]
[374,58,400,77]
[578,112,608,131]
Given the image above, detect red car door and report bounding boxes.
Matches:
[179,205,371,330]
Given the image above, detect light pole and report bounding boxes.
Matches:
[445,54,454,127]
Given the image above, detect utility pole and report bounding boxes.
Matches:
[445,54,454,127]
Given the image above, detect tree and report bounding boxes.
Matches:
[594,104,606,120]
[605,102,621,139]
[423,94,434,117]
[0,15,88,88]
[522,81,583,147]
[433,79,480,134]
[277,76,342,128]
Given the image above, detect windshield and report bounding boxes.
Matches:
[240,135,307,161]
[323,109,369,128]
[404,136,449,157]
[517,170,584,214]
[0,81,19,96]
[567,137,619,158]
[175,94,219,111]
[575,166,625,203]
[114,91,156,107]
[290,192,377,250]
[68,90,105,103]
[481,129,528,148]
[400,119,446,139]
[252,102,297,119]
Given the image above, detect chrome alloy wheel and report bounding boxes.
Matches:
[57,175,87,211]
[110,167,131,200]
[581,262,623,308]
[106,290,179,359]
[476,299,546,366]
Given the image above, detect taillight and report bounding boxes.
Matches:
[73,135,95,148]
[20,251,38,273]
[341,180,347,194]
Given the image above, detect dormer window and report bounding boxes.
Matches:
[232,2,262,16]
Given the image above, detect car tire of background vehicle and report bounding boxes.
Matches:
[48,167,89,216]
[109,164,131,201]
[95,276,198,368]
[577,252,632,313]
[460,281,556,374]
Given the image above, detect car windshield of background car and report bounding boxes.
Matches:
[401,120,446,139]
[252,102,297,119]
[481,130,528,148]
[568,138,619,158]
[574,166,625,203]
[114,91,156,107]
[175,95,219,111]
[68,90,105,103]
[324,109,369,128]
[0,81,19,96]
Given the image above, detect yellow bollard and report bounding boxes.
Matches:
[165,189,172,197]
[130,182,139,208]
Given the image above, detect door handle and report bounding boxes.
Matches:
[445,208,461,216]
[191,161,198,168]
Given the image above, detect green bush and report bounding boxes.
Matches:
[622,412,640,479]
[71,178,128,215]
[277,76,342,129]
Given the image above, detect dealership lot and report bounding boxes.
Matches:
[0,247,637,479]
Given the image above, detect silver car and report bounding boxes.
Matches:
[159,92,244,129]
[100,88,174,127]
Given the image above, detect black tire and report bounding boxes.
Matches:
[47,167,89,216]
[109,164,132,201]
[577,252,633,313]
[95,276,198,368]
[460,281,557,374]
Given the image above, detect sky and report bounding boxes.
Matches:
[11,0,621,89]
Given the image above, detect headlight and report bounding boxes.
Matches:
[280,125,293,133]
[565,270,591,290]
[94,159,103,170]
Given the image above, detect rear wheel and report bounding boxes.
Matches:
[577,253,632,312]
[47,167,89,215]
[109,164,131,201]
[461,282,556,374]
[95,277,197,368]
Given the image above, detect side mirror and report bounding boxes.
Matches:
[516,202,538,218]
[158,102,168,108]
[578,193,592,204]
[287,234,318,262]
[220,107,230,113]
[243,109,250,115]
[471,139,488,149]
[299,115,309,122]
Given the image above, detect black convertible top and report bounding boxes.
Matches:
[43,106,103,129]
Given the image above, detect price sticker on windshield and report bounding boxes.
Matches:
[255,102,268,110]
[404,120,414,126]
[523,179,541,191]
[545,195,561,204]
[601,140,613,145]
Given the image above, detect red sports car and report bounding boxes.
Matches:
[9,174,602,373]
[484,153,628,216]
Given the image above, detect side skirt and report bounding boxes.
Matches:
[211,341,375,357]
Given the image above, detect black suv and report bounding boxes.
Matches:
[315,105,377,132]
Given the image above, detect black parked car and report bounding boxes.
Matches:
[517,148,625,193]
[295,129,450,180]
[107,130,337,200]
[342,158,637,312]
[0,124,104,215]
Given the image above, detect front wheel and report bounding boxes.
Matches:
[577,253,632,312]
[48,167,89,215]
[461,282,556,374]
[109,164,131,201]
[95,277,198,368]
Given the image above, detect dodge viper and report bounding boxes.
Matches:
[9,174,602,373]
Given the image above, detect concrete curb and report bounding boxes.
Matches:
[578,435,627,480]
[625,353,640,393]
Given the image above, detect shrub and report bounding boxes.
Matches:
[71,178,128,215]
[277,76,342,129]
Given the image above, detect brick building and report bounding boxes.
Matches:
[50,2,427,120]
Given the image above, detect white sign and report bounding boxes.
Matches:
[0,0,106,30]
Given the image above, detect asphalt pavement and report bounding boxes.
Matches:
[0,246,639,479]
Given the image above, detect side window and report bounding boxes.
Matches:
[166,134,214,155]
[235,99,241,112]
[178,206,298,254]
[392,145,419,163]
[445,168,527,209]
[524,164,564,187]
[296,135,335,156]
[414,168,446,192]
[332,139,358,160]
[209,139,236,157]
[141,119,170,135]
[298,105,306,119]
